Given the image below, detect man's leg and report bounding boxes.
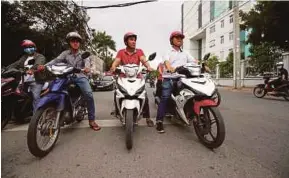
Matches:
[155,79,173,133]
[73,77,101,131]
[30,82,43,113]
[142,93,154,127]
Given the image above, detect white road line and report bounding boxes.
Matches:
[3,118,171,132]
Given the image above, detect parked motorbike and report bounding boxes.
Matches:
[253,75,289,101]
[153,57,225,149]
[1,60,48,129]
[27,52,90,157]
[113,52,156,150]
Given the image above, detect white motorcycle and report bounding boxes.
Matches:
[153,62,225,149]
[113,53,156,150]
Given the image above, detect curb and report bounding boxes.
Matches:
[218,86,253,93]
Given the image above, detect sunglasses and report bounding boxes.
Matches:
[70,39,80,43]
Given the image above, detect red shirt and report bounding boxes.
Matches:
[116,48,145,65]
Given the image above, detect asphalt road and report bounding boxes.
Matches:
[2,86,289,178]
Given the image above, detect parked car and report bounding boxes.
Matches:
[92,75,115,91]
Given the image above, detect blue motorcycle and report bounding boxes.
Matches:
[27,52,90,158]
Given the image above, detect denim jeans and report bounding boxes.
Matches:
[72,77,96,121]
[156,78,174,122]
[29,82,44,113]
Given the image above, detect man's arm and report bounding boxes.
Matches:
[110,58,121,71]
[162,52,175,72]
[7,56,25,70]
[45,51,67,66]
[31,54,46,70]
[186,51,198,64]
[140,55,152,70]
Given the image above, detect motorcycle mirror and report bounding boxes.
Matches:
[203,53,211,61]
[28,59,35,65]
[81,51,91,59]
[148,52,157,61]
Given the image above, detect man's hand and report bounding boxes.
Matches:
[167,67,175,73]
[37,65,45,72]
[26,70,33,75]
[83,67,90,73]
[147,67,153,72]
[110,66,116,72]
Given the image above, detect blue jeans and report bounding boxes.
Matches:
[72,77,96,121]
[156,78,174,122]
[29,82,44,113]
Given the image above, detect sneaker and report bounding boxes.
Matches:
[156,121,165,133]
[146,118,154,127]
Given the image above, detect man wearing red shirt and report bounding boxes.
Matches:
[110,32,154,127]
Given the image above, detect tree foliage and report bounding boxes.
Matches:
[248,42,282,74]
[206,55,219,74]
[219,52,233,78]
[91,31,116,71]
[240,1,289,51]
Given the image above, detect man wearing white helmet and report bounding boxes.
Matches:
[43,32,101,131]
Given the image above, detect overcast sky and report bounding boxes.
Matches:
[82,0,183,69]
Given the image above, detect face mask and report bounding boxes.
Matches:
[24,47,36,54]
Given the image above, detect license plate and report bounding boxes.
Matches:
[97,86,104,88]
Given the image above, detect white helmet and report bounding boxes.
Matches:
[66,32,82,42]
[276,61,284,69]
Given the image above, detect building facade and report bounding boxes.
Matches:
[182,0,254,61]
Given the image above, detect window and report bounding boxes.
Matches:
[210,25,215,33]
[209,40,215,48]
[221,20,224,28]
[220,36,224,44]
[229,15,233,23]
[220,51,224,60]
[229,32,233,41]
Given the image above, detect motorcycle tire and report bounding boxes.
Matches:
[193,107,225,149]
[212,90,221,106]
[253,86,266,98]
[284,88,289,101]
[27,105,60,158]
[1,104,11,130]
[125,109,134,150]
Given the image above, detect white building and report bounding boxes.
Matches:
[182,0,254,62]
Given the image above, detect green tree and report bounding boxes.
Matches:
[248,42,282,74]
[219,52,233,78]
[240,1,289,51]
[92,31,116,71]
[206,55,219,74]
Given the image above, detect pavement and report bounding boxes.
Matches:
[2,86,289,178]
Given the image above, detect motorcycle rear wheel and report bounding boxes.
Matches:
[27,105,60,157]
[193,107,225,149]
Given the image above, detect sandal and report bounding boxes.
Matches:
[89,121,101,131]
[146,118,154,127]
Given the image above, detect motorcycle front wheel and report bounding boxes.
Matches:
[193,107,225,149]
[27,105,60,157]
[253,86,266,98]
[125,109,134,150]
[1,104,11,130]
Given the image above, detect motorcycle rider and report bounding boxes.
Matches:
[267,62,288,92]
[7,39,46,113]
[42,32,101,131]
[155,31,198,133]
[155,63,164,97]
[110,32,154,127]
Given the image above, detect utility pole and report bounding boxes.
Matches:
[233,1,241,89]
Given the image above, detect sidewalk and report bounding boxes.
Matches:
[218,86,253,93]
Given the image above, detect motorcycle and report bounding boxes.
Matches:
[153,62,225,149]
[253,75,289,101]
[113,52,156,150]
[1,60,49,129]
[27,52,90,157]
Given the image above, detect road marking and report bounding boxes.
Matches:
[3,118,171,132]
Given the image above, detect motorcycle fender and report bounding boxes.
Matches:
[36,92,67,111]
[121,99,140,113]
[256,84,265,88]
[193,99,217,115]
